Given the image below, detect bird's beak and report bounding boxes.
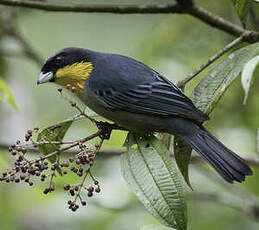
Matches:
[37,72,54,85]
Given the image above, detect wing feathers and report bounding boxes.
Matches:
[95,75,208,123]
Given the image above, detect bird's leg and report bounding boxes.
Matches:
[96,121,128,140]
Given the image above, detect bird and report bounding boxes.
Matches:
[37,47,252,183]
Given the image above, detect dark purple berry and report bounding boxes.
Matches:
[43,188,49,194]
[64,184,70,191]
[95,187,101,193]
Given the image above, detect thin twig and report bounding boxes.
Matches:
[28,130,102,165]
[73,137,105,204]
[177,34,245,88]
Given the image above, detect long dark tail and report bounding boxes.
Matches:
[168,118,253,183]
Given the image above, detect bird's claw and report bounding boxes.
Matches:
[97,121,114,140]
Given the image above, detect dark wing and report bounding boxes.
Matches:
[94,74,209,123]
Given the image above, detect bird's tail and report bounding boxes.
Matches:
[173,122,253,183]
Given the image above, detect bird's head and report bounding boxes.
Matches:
[38,47,94,94]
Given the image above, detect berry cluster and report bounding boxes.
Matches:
[0,85,107,212]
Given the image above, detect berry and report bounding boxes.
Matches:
[95,187,101,193]
[25,134,31,141]
[66,84,71,89]
[27,130,33,135]
[87,192,93,197]
[16,146,22,152]
[81,201,87,206]
[70,189,75,196]
[20,174,26,180]
[71,86,76,93]
[62,161,69,167]
[58,88,62,93]
[64,184,70,191]
[21,148,27,154]
[69,157,74,163]
[71,206,77,212]
[88,186,94,193]
[43,188,50,194]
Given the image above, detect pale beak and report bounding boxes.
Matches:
[37,72,54,85]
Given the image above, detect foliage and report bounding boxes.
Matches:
[0,1,259,230]
[231,0,252,27]
[121,133,187,230]
[0,78,17,109]
[174,42,259,188]
[241,55,259,104]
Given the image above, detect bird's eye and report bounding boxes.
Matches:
[55,56,64,65]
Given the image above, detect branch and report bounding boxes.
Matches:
[0,0,258,43]
[0,8,43,65]
[187,6,259,42]
[177,34,245,88]
[0,0,186,14]
[6,30,44,65]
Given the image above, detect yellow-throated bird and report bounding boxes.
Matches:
[38,47,252,183]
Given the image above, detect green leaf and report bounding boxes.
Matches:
[241,55,259,104]
[257,128,259,157]
[175,42,259,188]
[174,136,192,189]
[160,134,172,151]
[140,224,176,230]
[231,0,252,28]
[121,132,187,230]
[191,42,259,114]
[0,78,17,109]
[37,120,73,174]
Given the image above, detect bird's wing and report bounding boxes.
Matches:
[94,74,209,123]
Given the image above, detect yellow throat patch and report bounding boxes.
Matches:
[55,61,93,94]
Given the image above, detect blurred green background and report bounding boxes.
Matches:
[0,0,259,229]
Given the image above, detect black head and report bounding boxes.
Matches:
[37,47,90,84]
